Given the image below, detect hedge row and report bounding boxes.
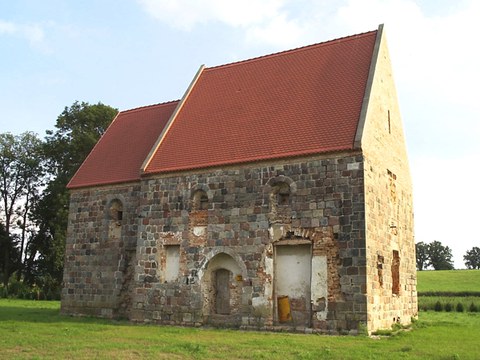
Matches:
[419,291,480,297]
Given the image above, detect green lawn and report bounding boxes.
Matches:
[417,269,480,293]
[1,299,480,359]
[1,270,479,359]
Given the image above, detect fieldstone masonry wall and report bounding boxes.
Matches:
[130,152,367,333]
[360,30,417,331]
[61,184,141,318]
[62,150,414,333]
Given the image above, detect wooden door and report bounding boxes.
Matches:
[215,269,230,314]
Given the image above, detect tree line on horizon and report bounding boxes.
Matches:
[0,101,118,298]
[416,241,480,271]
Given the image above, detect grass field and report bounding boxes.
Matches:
[417,269,480,293]
[417,269,480,313]
[1,299,480,359]
[1,270,479,359]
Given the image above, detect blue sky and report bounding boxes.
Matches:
[1,0,479,268]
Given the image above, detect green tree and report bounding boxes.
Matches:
[0,132,44,286]
[428,240,454,270]
[0,222,21,287]
[28,101,117,293]
[416,241,429,270]
[464,247,480,269]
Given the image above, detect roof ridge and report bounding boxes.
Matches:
[205,29,377,71]
[120,99,180,114]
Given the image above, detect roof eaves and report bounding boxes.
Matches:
[140,65,205,174]
[68,177,140,190]
[120,100,180,115]
[143,145,356,176]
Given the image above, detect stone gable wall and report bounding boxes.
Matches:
[61,183,141,318]
[360,30,417,331]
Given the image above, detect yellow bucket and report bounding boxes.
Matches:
[277,295,292,322]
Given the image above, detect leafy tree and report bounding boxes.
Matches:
[416,241,429,270]
[0,132,44,286]
[464,247,480,269]
[0,222,20,286]
[428,240,454,270]
[27,101,118,293]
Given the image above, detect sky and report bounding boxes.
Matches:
[1,0,479,268]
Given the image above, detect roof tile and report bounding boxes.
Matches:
[67,101,179,189]
[144,30,377,174]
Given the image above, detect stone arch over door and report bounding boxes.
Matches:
[200,250,247,325]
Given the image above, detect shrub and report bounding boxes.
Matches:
[0,274,60,301]
[445,303,453,312]
[469,303,478,312]
[456,302,464,312]
[434,301,443,312]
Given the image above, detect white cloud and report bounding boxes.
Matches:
[245,13,303,47]
[137,0,480,269]
[334,1,480,107]
[138,0,308,47]
[0,20,16,34]
[138,0,285,30]
[0,19,47,50]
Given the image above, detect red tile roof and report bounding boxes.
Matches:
[143,30,377,175]
[67,101,179,189]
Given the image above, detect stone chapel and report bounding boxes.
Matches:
[61,25,417,334]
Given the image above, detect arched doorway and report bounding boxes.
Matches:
[201,252,244,324]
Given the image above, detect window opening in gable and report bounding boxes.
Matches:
[387,170,397,202]
[377,254,384,287]
[392,250,400,295]
[387,110,391,134]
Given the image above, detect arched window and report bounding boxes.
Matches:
[275,182,291,206]
[192,189,208,211]
[109,199,124,224]
[107,199,124,240]
[268,178,294,224]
